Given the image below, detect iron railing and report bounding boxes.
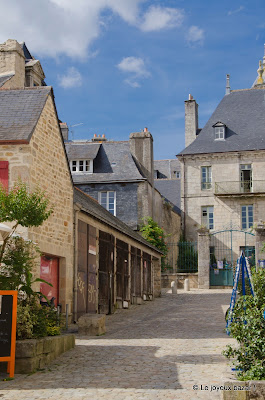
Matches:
[215,180,265,195]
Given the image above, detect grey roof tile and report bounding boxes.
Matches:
[178,88,265,156]
[65,142,100,160]
[74,187,162,254]
[154,159,181,179]
[67,141,146,183]
[154,179,181,213]
[0,87,51,141]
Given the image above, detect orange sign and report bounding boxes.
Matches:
[0,290,18,378]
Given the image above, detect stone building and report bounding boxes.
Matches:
[0,39,74,313]
[178,57,265,285]
[0,38,162,320]
[74,187,162,320]
[65,130,181,244]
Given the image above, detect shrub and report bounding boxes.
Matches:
[223,268,265,380]
[140,217,168,270]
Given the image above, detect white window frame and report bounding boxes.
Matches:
[241,205,253,230]
[70,159,93,173]
[201,206,214,230]
[99,191,116,216]
[214,126,225,140]
[174,171,181,179]
[201,166,212,190]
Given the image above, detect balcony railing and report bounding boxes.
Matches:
[215,181,265,196]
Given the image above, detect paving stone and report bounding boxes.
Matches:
[0,289,235,399]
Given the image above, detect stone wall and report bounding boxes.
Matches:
[15,334,75,374]
[28,94,74,312]
[0,39,25,89]
[0,93,74,314]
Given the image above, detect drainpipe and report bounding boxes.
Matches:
[182,157,186,238]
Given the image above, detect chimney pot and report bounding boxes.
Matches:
[144,127,148,132]
[188,94,193,100]
[102,134,105,138]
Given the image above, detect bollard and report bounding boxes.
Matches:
[171,280,178,294]
[184,278,190,291]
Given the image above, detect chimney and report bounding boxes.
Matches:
[60,122,69,141]
[184,95,199,148]
[92,134,107,142]
[0,39,25,89]
[129,128,154,184]
[226,74,231,95]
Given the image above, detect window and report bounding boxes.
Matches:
[201,166,212,190]
[174,171,181,179]
[99,191,116,215]
[215,127,225,140]
[241,205,253,229]
[213,122,226,140]
[70,159,92,173]
[240,164,252,193]
[202,206,214,230]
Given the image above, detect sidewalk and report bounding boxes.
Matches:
[0,289,235,400]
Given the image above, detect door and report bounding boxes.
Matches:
[131,247,142,298]
[98,231,114,314]
[143,252,152,296]
[240,164,252,193]
[40,255,59,306]
[116,239,129,304]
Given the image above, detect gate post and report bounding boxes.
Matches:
[255,221,265,269]
[197,228,210,289]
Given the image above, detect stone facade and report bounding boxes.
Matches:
[0,39,25,89]
[0,93,74,313]
[180,150,263,249]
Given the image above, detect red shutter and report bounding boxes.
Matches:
[0,161,9,190]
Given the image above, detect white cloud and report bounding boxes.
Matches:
[141,6,184,32]
[186,26,205,46]
[228,6,244,16]
[0,0,185,59]
[117,56,150,87]
[58,67,82,88]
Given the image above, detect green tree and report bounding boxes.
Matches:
[140,217,168,268]
[0,181,53,263]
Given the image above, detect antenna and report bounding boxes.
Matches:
[70,123,84,140]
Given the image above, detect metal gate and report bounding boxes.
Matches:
[210,228,255,287]
[98,231,114,314]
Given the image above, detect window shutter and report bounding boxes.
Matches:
[0,161,9,190]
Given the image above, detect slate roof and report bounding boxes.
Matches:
[178,88,265,156]
[154,179,181,214]
[65,142,100,160]
[74,187,162,254]
[0,87,51,141]
[66,141,146,183]
[0,73,15,88]
[154,159,181,179]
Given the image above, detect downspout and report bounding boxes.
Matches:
[183,157,186,238]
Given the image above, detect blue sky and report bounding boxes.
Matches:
[1,0,265,159]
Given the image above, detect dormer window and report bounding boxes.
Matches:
[213,122,226,141]
[70,159,92,173]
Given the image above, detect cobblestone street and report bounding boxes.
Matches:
[0,289,235,400]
